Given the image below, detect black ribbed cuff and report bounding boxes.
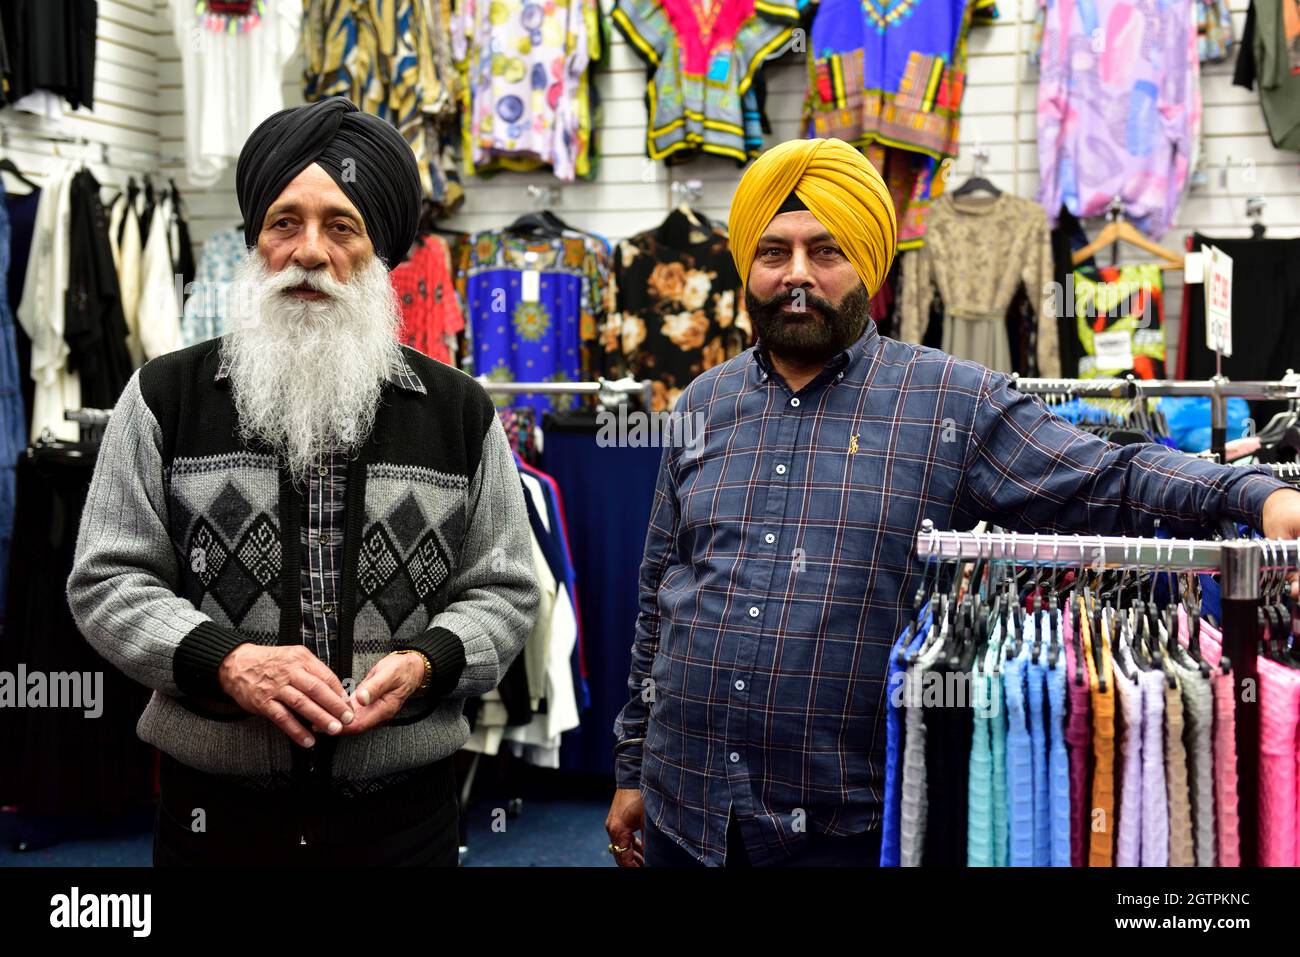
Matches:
[395,627,466,698]
[175,621,249,697]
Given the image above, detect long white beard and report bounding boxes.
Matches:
[222,250,402,485]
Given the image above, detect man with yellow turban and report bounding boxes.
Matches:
[605,136,1300,868]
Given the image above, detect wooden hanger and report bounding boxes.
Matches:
[1072,198,1183,272]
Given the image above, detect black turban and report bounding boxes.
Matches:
[235,96,422,269]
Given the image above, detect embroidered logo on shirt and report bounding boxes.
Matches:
[849,433,860,455]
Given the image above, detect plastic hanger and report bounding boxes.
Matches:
[0,158,38,193]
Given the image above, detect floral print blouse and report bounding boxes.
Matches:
[602,208,752,411]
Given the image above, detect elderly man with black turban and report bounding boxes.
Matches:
[68,97,539,866]
[605,137,1300,868]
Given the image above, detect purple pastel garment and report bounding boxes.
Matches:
[1112,640,1143,868]
[1036,0,1202,237]
[1139,668,1170,867]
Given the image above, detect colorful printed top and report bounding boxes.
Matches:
[1036,0,1201,238]
[391,236,465,366]
[601,208,753,411]
[613,0,799,164]
[302,0,456,203]
[452,0,596,182]
[1072,263,1165,380]
[801,0,995,247]
[181,227,247,347]
[458,229,609,413]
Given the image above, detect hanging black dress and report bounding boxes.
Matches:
[64,168,132,411]
[0,446,155,816]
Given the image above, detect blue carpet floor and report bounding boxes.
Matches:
[0,769,618,868]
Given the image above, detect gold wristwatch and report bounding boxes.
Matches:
[394,649,432,693]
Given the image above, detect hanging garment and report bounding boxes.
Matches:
[884,609,929,866]
[181,226,247,347]
[989,630,1009,867]
[106,190,144,368]
[966,620,998,867]
[170,0,302,186]
[1037,0,1201,237]
[899,192,1059,376]
[1196,0,1235,62]
[0,449,155,817]
[459,230,609,413]
[1072,263,1165,380]
[1112,641,1144,867]
[541,421,661,775]
[1165,675,1195,867]
[136,191,183,360]
[612,0,796,165]
[306,0,458,198]
[1257,655,1300,866]
[453,0,590,180]
[603,208,752,410]
[0,0,96,110]
[0,181,25,619]
[1045,614,1071,867]
[1182,607,1240,866]
[1137,667,1170,866]
[1178,234,1300,383]
[5,184,39,437]
[899,625,946,867]
[1083,608,1115,866]
[15,160,80,442]
[1167,630,1216,868]
[1026,615,1052,866]
[64,168,132,413]
[1233,0,1300,152]
[391,235,464,365]
[1003,628,1033,866]
[801,0,996,247]
[922,649,973,866]
[1063,599,1090,867]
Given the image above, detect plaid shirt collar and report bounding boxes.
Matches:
[214,341,427,395]
[751,321,879,392]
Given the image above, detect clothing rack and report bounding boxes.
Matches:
[476,376,652,409]
[1011,373,1300,462]
[914,520,1281,866]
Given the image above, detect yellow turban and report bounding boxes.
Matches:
[727,138,898,297]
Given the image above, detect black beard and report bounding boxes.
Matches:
[745,283,872,366]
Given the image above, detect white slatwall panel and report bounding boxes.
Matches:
[0,0,161,192]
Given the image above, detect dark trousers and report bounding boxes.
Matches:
[644,813,882,868]
[153,754,459,867]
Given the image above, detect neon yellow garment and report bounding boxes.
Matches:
[726,137,898,296]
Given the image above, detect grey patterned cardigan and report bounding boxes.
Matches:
[67,338,539,782]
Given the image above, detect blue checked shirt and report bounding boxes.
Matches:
[614,323,1287,866]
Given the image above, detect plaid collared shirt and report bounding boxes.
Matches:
[616,323,1286,866]
[214,346,427,667]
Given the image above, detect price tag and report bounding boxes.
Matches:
[1203,245,1234,358]
[1093,329,1134,371]
[1183,251,1204,284]
[521,270,540,303]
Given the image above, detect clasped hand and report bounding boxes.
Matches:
[217,644,425,747]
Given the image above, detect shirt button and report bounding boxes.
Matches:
[322,602,335,614]
[735,679,746,691]
[318,534,331,545]
[775,464,787,475]
[748,606,760,618]
[790,397,801,407]
[317,466,328,476]
[764,533,775,544]
[729,752,740,764]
